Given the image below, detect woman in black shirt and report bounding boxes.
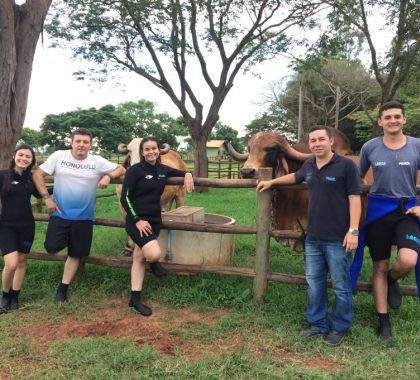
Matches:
[0,144,41,313]
[121,137,194,316]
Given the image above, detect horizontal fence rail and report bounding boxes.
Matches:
[44,175,420,194]
[35,171,419,302]
[26,252,418,297]
[33,213,302,242]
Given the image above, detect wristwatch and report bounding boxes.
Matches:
[349,228,359,236]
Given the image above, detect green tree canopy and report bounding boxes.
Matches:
[39,106,133,155]
[314,1,419,107]
[18,128,43,151]
[38,100,187,154]
[352,97,420,146]
[209,122,244,152]
[248,58,379,144]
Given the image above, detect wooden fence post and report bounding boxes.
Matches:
[253,167,272,304]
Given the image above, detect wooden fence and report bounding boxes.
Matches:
[30,170,419,303]
[114,153,242,179]
[183,158,242,179]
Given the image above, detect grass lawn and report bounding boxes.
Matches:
[0,186,419,379]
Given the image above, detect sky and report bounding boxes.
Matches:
[24,7,392,138]
[25,38,292,137]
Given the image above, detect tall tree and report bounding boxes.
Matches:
[320,1,419,110]
[254,58,379,140]
[46,0,323,182]
[0,0,52,168]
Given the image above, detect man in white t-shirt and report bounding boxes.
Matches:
[33,128,125,304]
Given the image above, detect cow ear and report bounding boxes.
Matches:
[276,157,289,176]
[122,155,131,169]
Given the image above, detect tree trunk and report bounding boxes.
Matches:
[297,79,304,140]
[191,133,209,192]
[0,0,52,169]
[334,85,340,128]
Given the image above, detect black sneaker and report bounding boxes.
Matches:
[8,297,19,311]
[128,300,152,316]
[324,330,346,347]
[387,271,402,309]
[0,296,10,314]
[377,319,393,347]
[150,261,167,278]
[299,326,325,338]
[55,290,68,305]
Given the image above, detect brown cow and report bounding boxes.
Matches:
[117,138,187,255]
[226,128,356,251]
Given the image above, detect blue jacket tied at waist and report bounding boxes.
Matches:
[350,194,420,301]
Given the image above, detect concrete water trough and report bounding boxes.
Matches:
[158,207,235,266]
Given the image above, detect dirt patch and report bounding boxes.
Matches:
[13,300,342,373]
[184,333,344,372]
[15,301,186,356]
[0,370,11,380]
[305,356,344,372]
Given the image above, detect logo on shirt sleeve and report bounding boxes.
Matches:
[405,234,420,245]
[145,175,153,179]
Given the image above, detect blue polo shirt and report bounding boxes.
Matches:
[295,153,361,241]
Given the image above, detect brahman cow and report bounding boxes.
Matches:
[226,128,354,251]
[117,138,187,255]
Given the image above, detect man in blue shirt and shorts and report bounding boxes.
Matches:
[33,128,125,304]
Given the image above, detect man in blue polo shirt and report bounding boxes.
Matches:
[257,125,361,347]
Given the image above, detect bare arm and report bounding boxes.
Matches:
[256,173,297,192]
[184,172,194,192]
[32,167,50,196]
[343,194,362,252]
[33,168,61,214]
[359,171,367,185]
[98,165,126,189]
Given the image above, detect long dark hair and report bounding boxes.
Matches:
[0,144,36,196]
[139,137,161,163]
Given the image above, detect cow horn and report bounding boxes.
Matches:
[118,143,128,154]
[284,145,312,162]
[225,141,248,161]
[160,143,170,154]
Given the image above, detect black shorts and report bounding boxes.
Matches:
[366,208,420,261]
[44,216,93,258]
[125,218,161,249]
[0,223,35,255]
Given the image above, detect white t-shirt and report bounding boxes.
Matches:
[40,150,117,220]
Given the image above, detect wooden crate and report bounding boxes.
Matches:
[162,206,205,223]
